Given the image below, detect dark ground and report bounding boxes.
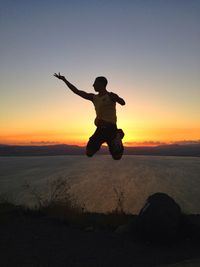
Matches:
[1,207,200,267]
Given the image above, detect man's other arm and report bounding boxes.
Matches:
[109,92,125,105]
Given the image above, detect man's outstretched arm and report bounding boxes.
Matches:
[54,72,94,101]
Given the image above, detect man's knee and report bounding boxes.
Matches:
[86,148,96,157]
[112,153,123,160]
[109,145,124,160]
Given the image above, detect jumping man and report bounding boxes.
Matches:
[54,73,125,160]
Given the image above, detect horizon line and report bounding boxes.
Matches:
[1,140,200,147]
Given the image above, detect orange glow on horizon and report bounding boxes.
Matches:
[1,127,200,147]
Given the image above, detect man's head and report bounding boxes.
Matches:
[93,76,108,92]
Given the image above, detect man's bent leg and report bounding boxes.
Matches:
[107,129,124,160]
[86,128,104,157]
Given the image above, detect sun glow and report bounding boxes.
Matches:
[1,126,200,147]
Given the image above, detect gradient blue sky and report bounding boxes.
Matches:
[1,0,200,145]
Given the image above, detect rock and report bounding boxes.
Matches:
[136,192,182,241]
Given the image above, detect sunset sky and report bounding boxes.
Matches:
[1,0,200,146]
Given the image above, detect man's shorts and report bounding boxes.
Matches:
[86,124,124,159]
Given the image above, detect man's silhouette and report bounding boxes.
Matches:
[54,73,125,160]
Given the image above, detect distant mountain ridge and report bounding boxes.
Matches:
[0,144,200,157]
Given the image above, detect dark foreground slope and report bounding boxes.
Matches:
[1,203,200,267]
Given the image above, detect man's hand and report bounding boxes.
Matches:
[54,72,66,81]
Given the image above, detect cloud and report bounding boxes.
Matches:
[29,141,60,145]
[172,140,200,145]
[124,140,200,147]
[124,141,167,147]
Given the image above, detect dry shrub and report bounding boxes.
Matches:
[23,176,85,221]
